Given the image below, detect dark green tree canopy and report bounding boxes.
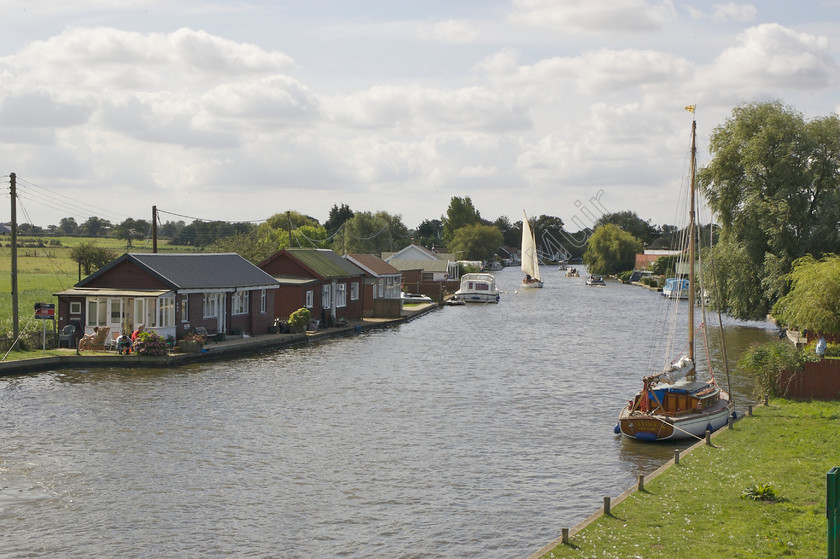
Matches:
[324,203,354,236]
[698,101,840,320]
[595,211,657,246]
[583,223,643,275]
[448,223,503,261]
[70,242,116,275]
[442,196,481,247]
[335,211,409,255]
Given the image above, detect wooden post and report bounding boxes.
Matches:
[674,449,680,464]
[728,415,734,429]
[748,405,753,416]
[603,496,611,516]
[705,429,712,445]
[764,394,769,406]
[561,528,569,544]
[638,474,645,491]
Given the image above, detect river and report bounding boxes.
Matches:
[0,266,777,558]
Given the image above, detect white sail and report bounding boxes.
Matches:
[521,211,541,281]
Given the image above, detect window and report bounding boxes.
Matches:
[232,291,249,315]
[158,296,175,327]
[336,283,347,308]
[87,298,107,327]
[70,302,81,315]
[377,279,384,298]
[350,282,359,301]
[322,284,331,309]
[180,294,189,322]
[260,289,266,313]
[305,290,314,308]
[203,294,218,318]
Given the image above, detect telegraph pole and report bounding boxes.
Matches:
[10,172,19,345]
[152,205,158,253]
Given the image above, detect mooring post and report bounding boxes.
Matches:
[764,394,769,406]
[674,449,680,464]
[728,415,734,430]
[748,405,753,416]
[705,429,712,445]
[638,474,644,491]
[561,527,569,544]
[603,496,611,516]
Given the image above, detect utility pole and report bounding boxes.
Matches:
[152,205,158,253]
[10,172,19,346]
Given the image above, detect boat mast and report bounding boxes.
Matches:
[687,118,697,380]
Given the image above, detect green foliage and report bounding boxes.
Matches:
[334,211,408,255]
[288,308,311,329]
[415,218,443,249]
[741,483,779,502]
[447,223,503,261]
[324,203,354,236]
[441,196,481,247]
[617,270,633,283]
[650,254,678,276]
[772,255,840,335]
[582,223,643,275]
[133,331,168,356]
[698,101,840,320]
[595,210,657,246]
[736,341,817,397]
[69,242,117,275]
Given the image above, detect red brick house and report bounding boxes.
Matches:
[259,248,366,326]
[54,253,279,343]
[344,253,402,318]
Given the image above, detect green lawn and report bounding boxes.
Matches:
[537,399,839,558]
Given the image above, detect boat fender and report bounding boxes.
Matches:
[731,411,737,421]
[706,423,713,433]
[613,424,620,434]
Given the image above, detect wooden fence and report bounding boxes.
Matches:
[778,358,840,400]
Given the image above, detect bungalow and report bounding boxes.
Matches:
[54,253,279,343]
[383,244,459,299]
[259,248,366,326]
[344,253,402,318]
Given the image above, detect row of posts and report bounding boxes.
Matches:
[559,406,754,546]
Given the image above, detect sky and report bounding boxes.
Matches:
[1,0,839,233]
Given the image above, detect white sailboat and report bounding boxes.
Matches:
[520,211,543,288]
[617,109,733,441]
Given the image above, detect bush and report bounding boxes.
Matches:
[617,270,633,283]
[737,341,818,397]
[288,308,311,331]
[133,331,169,356]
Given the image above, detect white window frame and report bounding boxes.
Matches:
[350,282,359,301]
[336,283,347,308]
[203,294,218,318]
[158,296,175,327]
[70,301,82,315]
[87,298,107,327]
[232,291,249,315]
[260,289,266,313]
[305,290,314,308]
[322,284,331,309]
[180,294,189,322]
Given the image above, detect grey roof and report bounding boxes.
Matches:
[79,253,279,290]
[387,259,451,273]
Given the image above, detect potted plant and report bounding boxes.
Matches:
[177,332,204,354]
[288,308,311,334]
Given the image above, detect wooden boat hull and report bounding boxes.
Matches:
[617,399,733,441]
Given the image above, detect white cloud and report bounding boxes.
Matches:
[417,19,480,44]
[709,23,837,89]
[687,2,757,22]
[509,0,675,33]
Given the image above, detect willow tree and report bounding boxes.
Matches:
[698,101,840,320]
[583,223,643,275]
[772,255,840,335]
[448,223,503,261]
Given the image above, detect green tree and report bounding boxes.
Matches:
[334,211,409,255]
[113,218,151,247]
[324,204,354,236]
[448,223,503,261]
[416,218,443,249]
[441,196,481,247]
[78,216,111,237]
[772,255,840,335]
[169,220,256,246]
[70,242,116,275]
[59,217,78,235]
[698,101,840,320]
[583,223,643,275]
[595,211,657,246]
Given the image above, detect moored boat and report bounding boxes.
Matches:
[453,273,500,303]
[617,108,734,442]
[662,277,689,299]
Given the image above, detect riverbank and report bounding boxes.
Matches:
[527,398,838,559]
[0,302,439,375]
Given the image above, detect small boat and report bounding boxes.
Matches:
[401,292,433,304]
[662,277,689,299]
[586,275,606,286]
[453,273,500,303]
[565,267,579,278]
[520,211,543,288]
[617,109,734,442]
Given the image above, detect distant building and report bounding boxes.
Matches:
[635,249,681,270]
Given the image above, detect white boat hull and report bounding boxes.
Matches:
[520,281,543,288]
[454,293,500,303]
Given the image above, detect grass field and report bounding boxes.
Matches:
[536,399,839,559]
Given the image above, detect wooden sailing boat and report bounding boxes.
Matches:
[617,112,733,441]
[520,211,543,288]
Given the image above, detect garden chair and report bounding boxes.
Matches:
[58,324,76,348]
[79,326,110,351]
